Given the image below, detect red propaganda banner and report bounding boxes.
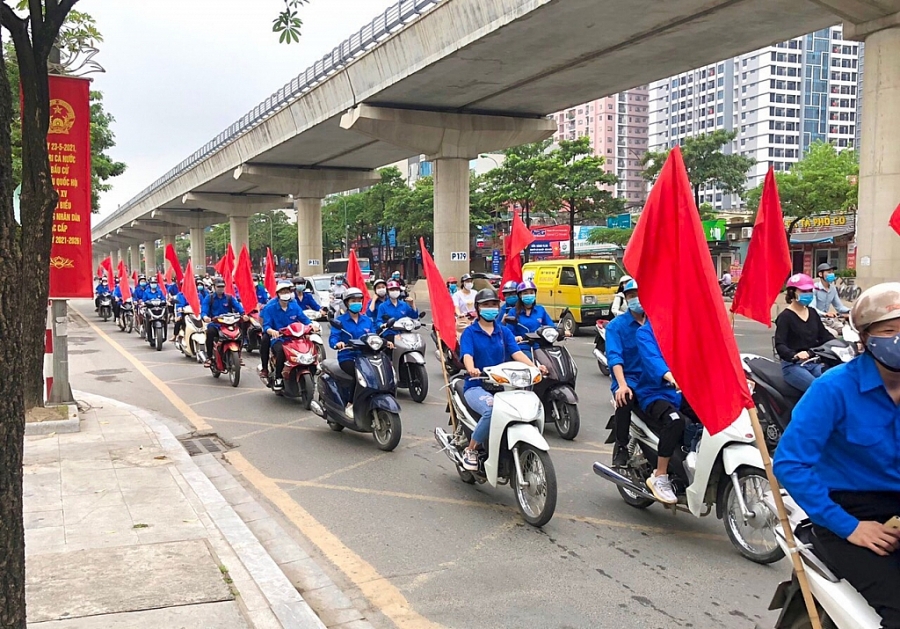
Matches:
[47,75,92,298]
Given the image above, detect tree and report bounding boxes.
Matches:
[642,130,755,207]
[587,227,633,247]
[483,140,557,228]
[0,2,81,624]
[743,141,858,232]
[88,90,125,212]
[545,137,622,259]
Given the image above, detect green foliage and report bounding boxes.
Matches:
[89,91,126,212]
[586,227,633,246]
[273,0,308,44]
[743,141,858,230]
[385,175,433,243]
[697,202,718,221]
[481,140,557,224]
[205,211,297,263]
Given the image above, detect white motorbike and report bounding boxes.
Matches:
[766,492,881,629]
[174,305,207,363]
[593,408,784,564]
[389,315,428,403]
[435,362,557,527]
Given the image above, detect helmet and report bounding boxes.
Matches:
[295,276,305,285]
[786,273,814,291]
[850,283,900,333]
[252,273,260,281]
[461,273,473,283]
[501,280,518,295]
[138,274,146,280]
[276,280,293,293]
[387,280,402,290]
[373,278,386,288]
[292,277,304,285]
[619,274,633,286]
[474,288,499,305]
[214,277,226,288]
[623,278,638,292]
[517,280,537,294]
[344,287,364,301]
[334,274,345,281]
[447,276,457,284]
[817,263,835,273]
[391,271,401,278]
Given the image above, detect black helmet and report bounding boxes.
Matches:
[292,277,304,285]
[214,277,225,287]
[461,273,473,282]
[295,276,305,284]
[474,288,499,305]
[817,263,835,273]
[252,273,260,282]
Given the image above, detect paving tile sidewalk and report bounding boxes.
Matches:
[23,392,326,629]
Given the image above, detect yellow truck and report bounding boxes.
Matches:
[522,259,625,333]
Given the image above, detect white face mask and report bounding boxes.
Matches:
[388,290,401,300]
[279,292,293,302]
[375,287,386,297]
[463,282,474,291]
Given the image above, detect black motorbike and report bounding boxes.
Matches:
[742,339,858,451]
[117,298,134,333]
[98,295,113,322]
[310,320,403,451]
[144,298,168,351]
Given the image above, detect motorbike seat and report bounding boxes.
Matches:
[321,358,354,382]
[747,357,803,402]
[793,520,840,583]
[451,378,482,419]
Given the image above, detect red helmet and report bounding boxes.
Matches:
[387,280,402,290]
[447,276,457,283]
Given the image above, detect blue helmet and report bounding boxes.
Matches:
[516,280,537,294]
[623,278,638,292]
[501,280,519,295]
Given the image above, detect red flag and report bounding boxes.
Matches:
[501,211,535,286]
[100,256,114,284]
[264,248,277,297]
[234,246,258,313]
[214,254,226,275]
[165,266,174,285]
[221,244,236,297]
[156,271,167,296]
[117,258,126,279]
[346,249,369,311]
[731,168,791,327]
[165,243,184,283]
[890,202,900,236]
[118,265,132,301]
[132,270,138,285]
[420,238,458,352]
[623,146,753,435]
[181,258,201,314]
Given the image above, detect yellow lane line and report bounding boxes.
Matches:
[231,418,310,441]
[72,305,212,432]
[187,388,260,406]
[226,451,446,629]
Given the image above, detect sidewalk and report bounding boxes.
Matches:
[22,392,346,628]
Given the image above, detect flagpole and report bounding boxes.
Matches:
[747,406,823,629]
[434,328,458,431]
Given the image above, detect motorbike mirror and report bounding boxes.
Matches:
[418,311,427,319]
[329,319,342,330]
[503,315,517,324]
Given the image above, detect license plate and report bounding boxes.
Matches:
[600,309,609,315]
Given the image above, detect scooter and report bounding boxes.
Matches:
[245,309,263,354]
[116,298,134,333]
[174,305,207,363]
[435,363,556,527]
[135,303,146,339]
[260,321,322,409]
[388,314,429,403]
[144,299,168,351]
[208,314,243,387]
[98,295,113,322]
[310,321,402,451]
[592,407,784,564]
[593,319,610,375]
[765,492,881,629]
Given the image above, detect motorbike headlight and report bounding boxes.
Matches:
[541,327,560,344]
[367,336,384,351]
[502,368,532,388]
[399,319,414,331]
[297,352,315,365]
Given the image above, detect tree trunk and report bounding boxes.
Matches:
[568,198,576,260]
[693,184,701,209]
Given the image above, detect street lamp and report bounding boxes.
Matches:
[479,153,502,170]
[338,195,349,258]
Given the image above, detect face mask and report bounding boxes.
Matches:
[101,282,108,286]
[392,274,400,280]
[627,297,644,314]
[479,308,499,322]
[139,281,147,287]
[149,283,157,290]
[279,292,293,302]
[797,293,814,307]
[521,295,536,307]
[449,284,458,294]
[464,282,474,291]
[825,273,836,283]
[375,287,386,297]
[388,290,401,300]
[348,302,363,314]
[505,295,518,307]
[336,280,344,286]
[866,332,900,372]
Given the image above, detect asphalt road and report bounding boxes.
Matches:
[67,298,784,629]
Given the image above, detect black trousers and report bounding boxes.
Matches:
[812,491,900,628]
[112,300,121,319]
[645,398,696,458]
[259,335,271,371]
[272,342,286,376]
[613,394,637,448]
[172,316,185,338]
[339,360,355,377]
[206,327,219,357]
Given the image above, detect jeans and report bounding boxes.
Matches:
[781,360,823,392]
[464,387,494,445]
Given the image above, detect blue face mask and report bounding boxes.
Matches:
[449,284,458,294]
[627,297,643,314]
[505,295,518,307]
[139,281,147,287]
[348,302,363,314]
[479,308,499,322]
[797,293,814,307]
[866,332,900,372]
[825,273,836,283]
[521,295,536,307]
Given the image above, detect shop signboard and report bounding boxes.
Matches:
[702,219,727,242]
[606,213,632,229]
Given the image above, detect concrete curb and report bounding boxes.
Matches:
[25,403,79,435]
[75,392,326,629]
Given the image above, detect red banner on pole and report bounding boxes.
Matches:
[47,75,92,298]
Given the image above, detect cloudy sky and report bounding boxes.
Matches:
[83,0,396,218]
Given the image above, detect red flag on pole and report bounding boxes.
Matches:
[420,238,458,352]
[117,258,126,279]
[132,270,138,285]
[731,168,792,327]
[100,256,114,284]
[264,248,277,297]
[221,244,236,297]
[890,202,900,236]
[623,146,753,435]
[164,266,174,285]
[501,211,536,286]
[214,255,226,275]
[165,243,184,283]
[346,249,369,311]
[156,271,167,296]
[234,246,258,313]
[182,258,201,314]
[118,265,132,301]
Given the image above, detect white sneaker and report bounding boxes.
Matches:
[646,473,677,504]
[462,448,479,471]
[344,403,354,418]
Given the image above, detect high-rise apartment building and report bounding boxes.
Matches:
[648,25,861,210]
[551,87,650,207]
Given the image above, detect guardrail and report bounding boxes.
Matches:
[94,0,444,234]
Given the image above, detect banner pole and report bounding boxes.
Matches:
[747,406,823,629]
[434,328,458,431]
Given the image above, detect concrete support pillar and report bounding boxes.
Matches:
[433,158,472,280]
[189,228,206,274]
[229,215,250,255]
[110,249,119,272]
[143,240,156,275]
[296,198,324,278]
[129,246,141,276]
[852,24,900,288]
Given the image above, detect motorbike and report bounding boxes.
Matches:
[98,295,113,322]
[310,320,402,451]
[174,305,207,363]
[593,319,610,375]
[259,322,323,408]
[135,303,146,339]
[741,339,859,452]
[116,298,134,333]
[245,309,263,354]
[592,407,784,564]
[435,363,557,527]
[765,492,881,629]
[144,299,168,351]
[388,314,429,403]
[720,280,737,299]
[208,314,244,387]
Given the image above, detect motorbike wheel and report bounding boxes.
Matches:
[456,465,476,484]
[618,448,655,509]
[299,373,314,410]
[102,311,109,322]
[155,331,164,351]
[126,316,133,334]
[560,312,577,336]
[139,321,146,339]
[371,409,402,452]
[552,400,580,440]
[720,467,785,565]
[597,360,610,376]
[327,421,345,432]
[228,351,241,388]
[512,444,557,527]
[408,363,428,403]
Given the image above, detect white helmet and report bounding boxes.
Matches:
[344,287,364,301]
[276,280,293,293]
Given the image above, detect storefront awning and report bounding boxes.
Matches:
[790,229,854,244]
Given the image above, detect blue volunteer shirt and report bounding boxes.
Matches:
[134,285,147,301]
[604,311,644,394]
[375,300,419,338]
[329,312,377,362]
[459,321,521,391]
[261,299,310,342]
[634,321,681,411]
[96,283,110,296]
[502,304,554,352]
[202,293,244,319]
[142,287,165,302]
[256,285,269,305]
[173,292,189,316]
[295,291,321,312]
[774,352,900,539]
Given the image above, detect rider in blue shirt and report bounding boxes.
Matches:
[498,281,519,321]
[375,281,418,340]
[141,279,165,302]
[196,278,209,302]
[254,274,270,305]
[330,288,379,367]
[293,277,324,313]
[260,280,312,385]
[134,276,148,302]
[501,280,555,354]
[368,278,388,317]
[95,277,111,310]
[201,277,246,366]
